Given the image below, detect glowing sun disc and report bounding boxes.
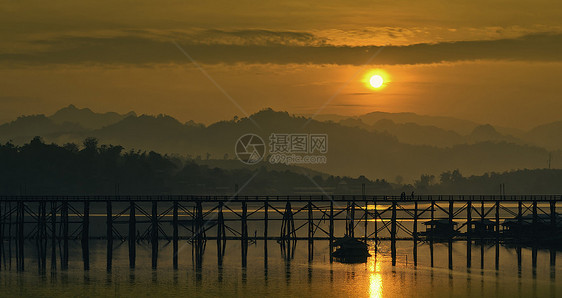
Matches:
[369,75,384,88]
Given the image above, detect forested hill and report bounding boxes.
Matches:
[1,138,562,195]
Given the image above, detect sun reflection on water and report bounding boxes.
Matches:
[368,254,383,298]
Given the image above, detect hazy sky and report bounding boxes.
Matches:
[1,0,562,129]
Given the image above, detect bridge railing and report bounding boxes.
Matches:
[0,194,560,202]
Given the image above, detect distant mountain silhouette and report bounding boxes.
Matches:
[359,111,481,134]
[338,117,524,148]
[339,118,465,147]
[468,124,521,144]
[525,121,562,151]
[0,106,558,181]
[309,111,482,135]
[50,104,135,129]
[0,114,84,144]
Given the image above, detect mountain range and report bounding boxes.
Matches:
[0,105,560,182]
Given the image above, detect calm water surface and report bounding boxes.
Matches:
[0,240,559,297]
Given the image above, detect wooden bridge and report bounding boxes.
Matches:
[0,194,560,274]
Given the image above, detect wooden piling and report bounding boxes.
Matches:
[430,200,434,267]
[364,201,368,243]
[391,200,397,266]
[350,199,355,238]
[413,201,418,267]
[129,202,136,269]
[480,200,484,270]
[264,199,268,264]
[50,201,56,272]
[374,200,377,243]
[241,201,248,267]
[495,201,500,270]
[17,201,24,271]
[551,200,556,278]
[196,201,203,242]
[217,201,224,266]
[308,200,313,262]
[151,201,158,269]
[448,200,453,270]
[40,201,47,273]
[82,201,90,270]
[0,202,4,271]
[362,185,367,243]
[329,201,334,263]
[106,200,112,272]
[173,201,178,270]
[532,200,537,230]
[551,200,556,230]
[61,201,68,270]
[466,201,472,268]
[8,201,12,271]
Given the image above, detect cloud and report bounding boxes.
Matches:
[1,30,562,67]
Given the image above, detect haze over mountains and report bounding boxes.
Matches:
[0,105,560,182]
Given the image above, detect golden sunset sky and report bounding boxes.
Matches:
[1,0,562,129]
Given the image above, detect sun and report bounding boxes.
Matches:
[369,75,384,88]
[364,69,389,90]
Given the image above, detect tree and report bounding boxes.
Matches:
[414,174,435,190]
[83,137,99,152]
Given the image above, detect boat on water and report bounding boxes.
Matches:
[331,236,371,263]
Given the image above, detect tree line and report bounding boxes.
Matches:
[0,137,560,195]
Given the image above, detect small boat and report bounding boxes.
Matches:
[331,236,371,263]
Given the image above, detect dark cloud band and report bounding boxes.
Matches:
[2,31,562,66]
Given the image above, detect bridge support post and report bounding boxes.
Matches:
[0,202,3,271]
[532,200,537,277]
[413,200,418,267]
[106,200,112,272]
[350,198,355,238]
[151,201,158,269]
[37,202,46,273]
[264,199,268,266]
[480,200,485,270]
[551,200,556,279]
[374,200,378,244]
[173,201,178,270]
[448,199,453,270]
[50,201,57,273]
[308,200,313,262]
[329,201,334,263]
[495,201,500,270]
[364,201,368,242]
[82,201,89,271]
[195,200,204,270]
[391,200,397,266]
[17,201,24,272]
[241,201,248,267]
[363,185,367,243]
[467,200,472,269]
[217,201,225,267]
[430,200,434,267]
[129,202,136,269]
[61,201,68,270]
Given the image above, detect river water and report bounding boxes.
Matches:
[0,239,559,297]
